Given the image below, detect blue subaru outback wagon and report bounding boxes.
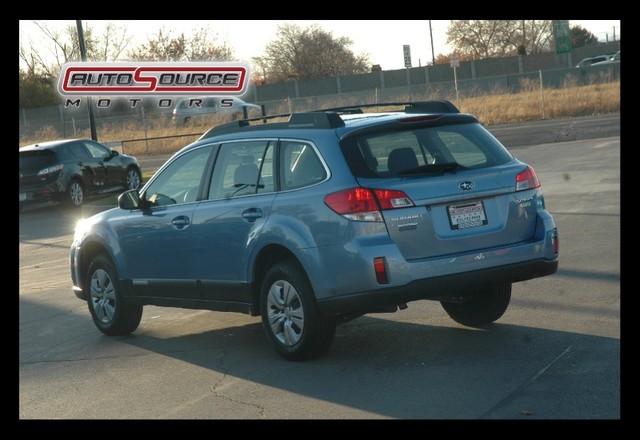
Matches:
[70,101,558,360]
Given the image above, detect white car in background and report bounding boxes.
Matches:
[172,97,261,125]
[591,51,620,66]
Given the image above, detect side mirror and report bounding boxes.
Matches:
[118,189,141,210]
[111,149,119,157]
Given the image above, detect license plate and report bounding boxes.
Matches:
[447,200,487,230]
[19,193,27,202]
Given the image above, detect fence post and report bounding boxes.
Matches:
[539,70,546,120]
[141,105,149,154]
[518,55,524,74]
[22,108,27,130]
[261,104,267,123]
[58,104,65,138]
[470,60,477,79]
[336,75,342,95]
[294,80,300,98]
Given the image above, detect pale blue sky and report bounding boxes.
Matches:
[19,20,621,71]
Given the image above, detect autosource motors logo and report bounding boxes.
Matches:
[57,62,249,96]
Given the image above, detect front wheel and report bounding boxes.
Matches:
[260,261,336,361]
[67,179,84,208]
[86,254,143,336]
[440,283,512,327]
[125,167,142,191]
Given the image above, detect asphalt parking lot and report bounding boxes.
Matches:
[19,134,620,419]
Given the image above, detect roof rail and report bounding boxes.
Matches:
[199,111,345,140]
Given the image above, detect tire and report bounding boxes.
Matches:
[67,179,84,208]
[86,254,143,336]
[260,260,336,361]
[441,283,512,327]
[125,166,142,191]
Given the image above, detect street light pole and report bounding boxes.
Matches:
[76,20,98,141]
[429,20,435,65]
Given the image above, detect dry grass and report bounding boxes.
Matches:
[458,81,620,126]
[20,81,619,156]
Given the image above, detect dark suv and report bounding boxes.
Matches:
[20,139,142,209]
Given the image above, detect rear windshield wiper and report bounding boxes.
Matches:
[396,162,465,176]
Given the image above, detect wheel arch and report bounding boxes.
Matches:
[77,238,121,294]
[249,244,310,316]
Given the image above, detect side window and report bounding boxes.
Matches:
[55,145,75,162]
[68,142,92,160]
[280,141,327,190]
[144,146,213,207]
[208,141,274,199]
[83,141,110,160]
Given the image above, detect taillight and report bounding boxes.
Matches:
[515,166,541,192]
[324,187,414,222]
[373,257,389,284]
[372,189,414,209]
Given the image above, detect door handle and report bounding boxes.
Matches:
[171,215,191,230]
[241,208,263,222]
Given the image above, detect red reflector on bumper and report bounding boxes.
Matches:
[374,257,389,284]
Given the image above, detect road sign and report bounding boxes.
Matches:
[553,20,572,54]
[403,45,412,68]
[450,56,460,68]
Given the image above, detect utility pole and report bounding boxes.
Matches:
[429,20,435,65]
[76,20,98,141]
[613,26,616,41]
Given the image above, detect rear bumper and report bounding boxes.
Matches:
[20,181,65,204]
[317,258,558,316]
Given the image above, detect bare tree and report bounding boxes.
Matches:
[254,24,370,83]
[128,27,233,61]
[20,21,132,78]
[447,20,553,59]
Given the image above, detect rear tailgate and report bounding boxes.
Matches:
[357,162,538,260]
[340,119,541,261]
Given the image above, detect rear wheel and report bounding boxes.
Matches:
[441,283,512,327]
[260,260,336,361]
[86,254,143,336]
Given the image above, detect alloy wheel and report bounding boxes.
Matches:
[126,169,140,190]
[70,182,83,206]
[90,269,117,325]
[267,280,305,346]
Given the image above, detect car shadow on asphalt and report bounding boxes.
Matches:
[19,295,620,419]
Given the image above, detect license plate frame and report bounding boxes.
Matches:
[447,200,488,230]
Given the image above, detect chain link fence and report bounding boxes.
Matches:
[19,63,620,156]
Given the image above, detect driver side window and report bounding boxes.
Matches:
[83,141,110,160]
[143,145,213,207]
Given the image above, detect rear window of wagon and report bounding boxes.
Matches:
[340,122,513,178]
